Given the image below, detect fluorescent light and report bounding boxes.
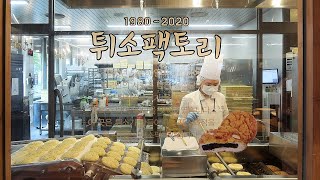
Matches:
[189,24,233,28]
[11,0,29,5]
[231,36,256,39]
[193,0,201,7]
[266,43,282,46]
[55,25,71,28]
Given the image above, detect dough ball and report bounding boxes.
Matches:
[110,146,125,155]
[219,173,231,176]
[120,163,134,175]
[211,163,227,171]
[92,141,109,149]
[106,151,122,161]
[223,157,238,164]
[236,171,252,176]
[151,166,160,174]
[91,146,106,156]
[208,156,221,163]
[128,146,141,155]
[81,151,99,162]
[228,163,244,171]
[126,151,140,160]
[112,142,126,150]
[123,157,137,167]
[97,137,112,145]
[102,156,120,169]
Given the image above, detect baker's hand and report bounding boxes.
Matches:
[186,112,199,124]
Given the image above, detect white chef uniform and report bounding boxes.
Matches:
[177,54,229,138]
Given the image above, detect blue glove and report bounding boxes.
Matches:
[186,112,199,124]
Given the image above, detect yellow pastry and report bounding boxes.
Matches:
[128,146,141,154]
[141,162,152,174]
[236,171,252,176]
[151,166,160,174]
[219,173,231,176]
[220,152,234,157]
[126,151,140,160]
[223,157,238,164]
[92,141,109,149]
[62,137,77,144]
[211,163,227,171]
[91,147,106,156]
[44,139,60,146]
[61,150,80,159]
[120,163,134,175]
[112,142,126,150]
[123,157,137,167]
[39,154,58,162]
[110,146,125,155]
[81,151,99,162]
[97,137,112,145]
[106,151,122,161]
[208,156,221,163]
[81,134,95,141]
[228,164,244,171]
[102,156,119,169]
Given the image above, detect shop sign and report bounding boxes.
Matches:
[89,30,222,62]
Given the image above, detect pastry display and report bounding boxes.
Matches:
[266,165,281,172]
[126,151,140,160]
[151,166,160,174]
[199,111,257,153]
[110,146,125,155]
[112,142,126,150]
[223,156,238,164]
[236,171,252,176]
[101,157,119,169]
[90,146,106,156]
[228,163,243,171]
[106,151,122,161]
[123,157,137,167]
[128,146,141,154]
[211,163,227,171]
[81,151,99,162]
[120,163,134,175]
[219,173,231,176]
[274,171,289,175]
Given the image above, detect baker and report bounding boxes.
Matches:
[177,54,229,137]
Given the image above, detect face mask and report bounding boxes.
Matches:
[202,85,219,95]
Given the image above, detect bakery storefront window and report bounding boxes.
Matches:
[10,0,300,179]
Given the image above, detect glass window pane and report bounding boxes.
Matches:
[11,0,48,24]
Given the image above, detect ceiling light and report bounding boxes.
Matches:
[11,0,29,5]
[55,25,71,28]
[272,0,282,7]
[189,24,233,28]
[266,43,282,46]
[193,0,202,7]
[231,36,256,39]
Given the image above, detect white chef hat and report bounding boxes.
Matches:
[199,54,223,81]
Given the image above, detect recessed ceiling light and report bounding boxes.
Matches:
[11,0,29,5]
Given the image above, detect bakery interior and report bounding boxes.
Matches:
[10,0,299,179]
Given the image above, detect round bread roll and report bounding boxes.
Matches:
[81,134,95,141]
[91,146,106,156]
[120,163,134,175]
[208,156,221,163]
[211,163,227,171]
[151,166,160,174]
[49,147,66,156]
[274,171,289,175]
[220,152,234,157]
[44,139,60,146]
[112,142,126,150]
[56,142,73,149]
[128,146,141,154]
[228,164,244,171]
[92,141,109,149]
[97,137,112,145]
[141,162,152,174]
[110,146,125,155]
[123,157,137,167]
[267,165,281,172]
[236,171,252,176]
[81,151,99,162]
[61,150,80,159]
[126,151,140,160]
[223,157,238,164]
[23,141,44,151]
[102,156,119,169]
[62,137,77,144]
[219,173,231,176]
[106,151,122,161]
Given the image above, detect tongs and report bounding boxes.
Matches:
[207,161,221,180]
[131,139,145,179]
